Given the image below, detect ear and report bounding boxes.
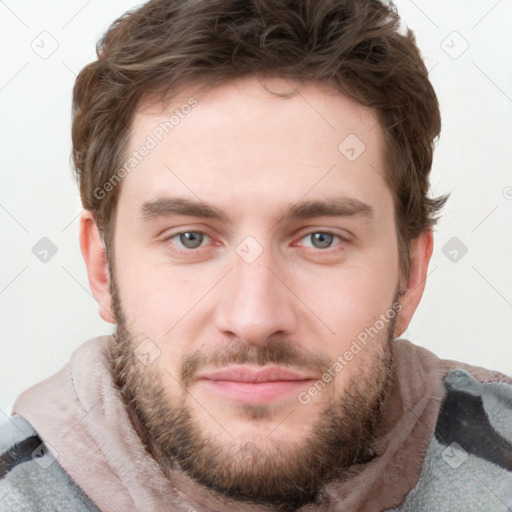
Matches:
[79,210,116,324]
[394,229,433,338]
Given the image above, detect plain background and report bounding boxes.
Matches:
[0,0,511,417]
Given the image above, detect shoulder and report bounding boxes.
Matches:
[401,365,512,511]
[0,415,99,511]
[395,338,512,386]
[435,368,512,472]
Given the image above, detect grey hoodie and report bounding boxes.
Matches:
[1,335,512,511]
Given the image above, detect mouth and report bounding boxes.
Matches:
[196,366,316,404]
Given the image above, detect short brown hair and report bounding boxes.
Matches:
[72,0,447,278]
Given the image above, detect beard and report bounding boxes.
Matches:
[109,271,397,512]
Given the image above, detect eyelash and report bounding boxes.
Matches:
[164,230,347,253]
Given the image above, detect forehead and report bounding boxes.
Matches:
[119,76,390,222]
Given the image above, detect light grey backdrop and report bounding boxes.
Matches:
[1,0,511,416]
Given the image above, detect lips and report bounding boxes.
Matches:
[196,366,316,404]
[198,366,315,383]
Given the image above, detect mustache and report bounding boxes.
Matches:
[180,338,332,388]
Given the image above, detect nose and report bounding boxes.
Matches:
[214,250,299,346]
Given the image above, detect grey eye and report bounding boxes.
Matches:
[179,232,204,249]
[309,232,334,249]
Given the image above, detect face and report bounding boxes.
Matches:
[106,77,403,510]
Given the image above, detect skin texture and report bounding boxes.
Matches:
[80,77,433,511]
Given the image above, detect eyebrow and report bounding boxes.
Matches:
[140,196,374,224]
[141,197,229,223]
[282,197,373,221]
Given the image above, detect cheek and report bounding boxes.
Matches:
[111,242,181,335]
[112,252,220,375]
[292,258,398,339]
[114,228,221,303]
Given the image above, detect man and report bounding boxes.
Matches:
[1,0,511,510]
